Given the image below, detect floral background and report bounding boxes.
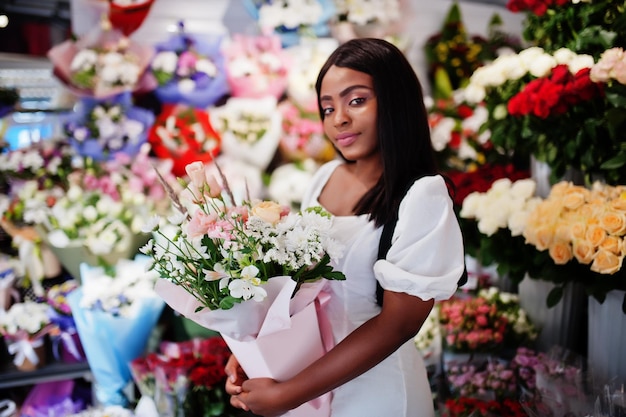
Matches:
[2,0,626,416]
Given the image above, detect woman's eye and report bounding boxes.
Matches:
[322,107,334,116]
[349,97,365,106]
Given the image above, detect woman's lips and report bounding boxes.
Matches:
[335,133,358,147]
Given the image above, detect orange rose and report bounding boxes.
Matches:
[549,240,573,265]
[570,221,586,240]
[590,248,623,274]
[600,235,622,255]
[251,201,284,224]
[573,239,595,264]
[585,224,607,248]
[528,224,554,251]
[600,210,626,235]
[562,189,587,210]
[610,192,626,211]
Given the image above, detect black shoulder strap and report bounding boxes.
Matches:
[376,218,468,307]
[376,217,398,306]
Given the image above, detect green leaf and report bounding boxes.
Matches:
[547,286,564,308]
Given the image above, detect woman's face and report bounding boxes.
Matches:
[319,65,379,163]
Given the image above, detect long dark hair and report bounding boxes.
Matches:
[315,38,439,227]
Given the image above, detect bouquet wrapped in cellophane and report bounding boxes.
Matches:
[142,160,346,417]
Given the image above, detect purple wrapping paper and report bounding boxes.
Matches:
[63,92,155,161]
[20,380,85,417]
[151,32,229,107]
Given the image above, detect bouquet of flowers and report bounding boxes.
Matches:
[47,17,154,98]
[67,256,165,406]
[148,103,221,177]
[278,99,335,164]
[150,23,229,108]
[0,139,78,189]
[438,286,537,354]
[522,180,626,303]
[131,337,236,417]
[446,357,518,401]
[211,96,282,171]
[22,147,171,280]
[222,34,292,99]
[243,0,334,47]
[0,300,53,370]
[46,279,86,363]
[63,93,154,161]
[143,160,346,417]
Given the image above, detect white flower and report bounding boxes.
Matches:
[152,51,178,74]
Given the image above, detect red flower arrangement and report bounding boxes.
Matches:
[131,337,236,417]
[442,397,528,417]
[506,0,567,17]
[507,65,603,119]
[148,103,221,176]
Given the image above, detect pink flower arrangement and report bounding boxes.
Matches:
[446,358,517,400]
[278,99,335,163]
[222,34,291,99]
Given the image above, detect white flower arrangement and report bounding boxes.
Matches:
[464,47,595,104]
[257,0,324,31]
[79,256,159,317]
[478,286,538,341]
[70,43,141,92]
[0,301,51,337]
[141,160,346,310]
[211,96,282,171]
[67,406,134,417]
[460,178,541,237]
[333,0,401,25]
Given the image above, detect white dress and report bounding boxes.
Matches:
[300,160,465,417]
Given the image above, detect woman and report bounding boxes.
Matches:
[225,38,465,417]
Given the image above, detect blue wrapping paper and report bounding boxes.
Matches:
[152,32,229,108]
[62,92,155,161]
[67,287,164,406]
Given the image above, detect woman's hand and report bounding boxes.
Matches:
[224,354,250,411]
[239,378,291,417]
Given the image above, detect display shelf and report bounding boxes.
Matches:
[0,360,92,389]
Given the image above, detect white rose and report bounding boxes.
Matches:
[567,54,595,74]
[527,53,557,78]
[463,83,486,104]
[510,178,536,200]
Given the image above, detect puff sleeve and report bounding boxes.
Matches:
[373,175,464,301]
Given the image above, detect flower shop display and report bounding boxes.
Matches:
[148,103,221,177]
[210,95,282,172]
[0,300,53,371]
[438,286,537,357]
[143,160,346,417]
[222,34,292,99]
[242,0,334,47]
[130,337,236,417]
[523,180,626,303]
[63,93,154,161]
[66,256,165,407]
[47,17,155,99]
[46,279,86,364]
[330,0,403,40]
[16,146,174,281]
[149,23,229,108]
[278,99,335,164]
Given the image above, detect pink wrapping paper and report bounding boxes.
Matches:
[155,276,333,417]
